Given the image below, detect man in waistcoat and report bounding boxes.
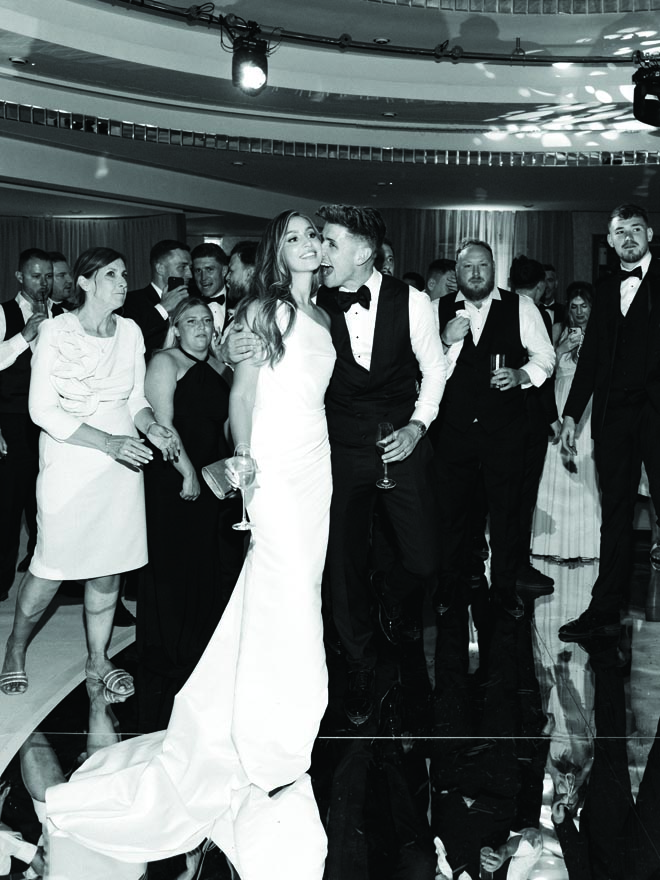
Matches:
[0,249,52,600]
[434,239,555,623]
[316,204,446,726]
[559,204,660,642]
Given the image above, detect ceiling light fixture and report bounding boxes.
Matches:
[221,15,278,97]
[232,34,268,95]
[632,51,660,127]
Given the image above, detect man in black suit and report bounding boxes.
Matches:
[542,263,565,331]
[559,203,660,641]
[510,255,558,596]
[0,249,51,599]
[316,204,446,726]
[191,242,228,336]
[435,240,555,622]
[122,239,191,357]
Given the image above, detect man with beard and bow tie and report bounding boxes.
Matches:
[316,204,446,727]
[558,204,660,644]
[434,239,554,625]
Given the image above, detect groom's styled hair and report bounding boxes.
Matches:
[317,205,386,254]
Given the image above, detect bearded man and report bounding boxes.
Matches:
[434,239,555,621]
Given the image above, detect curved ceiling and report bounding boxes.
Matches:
[0,0,659,235]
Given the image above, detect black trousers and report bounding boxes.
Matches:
[574,658,660,880]
[434,419,525,607]
[326,437,438,669]
[0,412,39,594]
[591,400,660,614]
[518,424,550,567]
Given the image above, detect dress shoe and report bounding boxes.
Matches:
[344,668,376,726]
[17,554,32,573]
[516,563,554,593]
[371,570,403,645]
[558,608,620,642]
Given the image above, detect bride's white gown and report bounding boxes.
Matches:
[45,309,336,880]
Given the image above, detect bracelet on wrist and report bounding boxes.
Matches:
[145,420,158,435]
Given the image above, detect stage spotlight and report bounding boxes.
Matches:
[633,56,660,128]
[232,35,268,96]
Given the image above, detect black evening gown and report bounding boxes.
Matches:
[137,355,230,732]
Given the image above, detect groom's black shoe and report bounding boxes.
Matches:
[345,668,376,726]
[558,608,620,642]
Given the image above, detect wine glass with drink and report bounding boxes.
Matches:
[376,422,396,489]
[230,444,256,530]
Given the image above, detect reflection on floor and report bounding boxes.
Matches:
[1,531,660,879]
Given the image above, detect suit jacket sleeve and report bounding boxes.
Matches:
[122,289,168,356]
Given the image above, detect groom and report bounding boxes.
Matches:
[316,205,446,726]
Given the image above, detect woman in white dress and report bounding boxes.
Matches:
[0,247,178,698]
[531,283,600,563]
[44,212,336,880]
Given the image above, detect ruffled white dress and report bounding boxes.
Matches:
[29,313,149,580]
[45,309,336,880]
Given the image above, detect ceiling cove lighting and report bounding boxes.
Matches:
[633,52,660,127]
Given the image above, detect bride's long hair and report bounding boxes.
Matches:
[234,210,320,366]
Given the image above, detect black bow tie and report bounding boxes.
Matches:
[205,293,225,305]
[620,266,643,281]
[336,286,371,312]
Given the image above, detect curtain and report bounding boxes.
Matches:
[513,212,574,303]
[381,208,573,297]
[0,214,186,303]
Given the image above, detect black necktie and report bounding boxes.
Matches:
[620,266,643,281]
[336,285,371,312]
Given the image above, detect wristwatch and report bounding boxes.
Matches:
[409,419,427,438]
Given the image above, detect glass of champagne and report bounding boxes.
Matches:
[376,422,396,490]
[230,444,256,531]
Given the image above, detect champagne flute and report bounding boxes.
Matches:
[230,445,256,530]
[376,422,396,489]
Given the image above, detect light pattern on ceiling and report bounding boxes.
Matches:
[366,0,659,12]
[1,98,659,168]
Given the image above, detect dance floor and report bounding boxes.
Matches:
[2,523,660,879]
[0,563,135,777]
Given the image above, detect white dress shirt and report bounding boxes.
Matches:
[340,269,447,427]
[620,250,652,317]
[443,289,555,388]
[0,292,49,372]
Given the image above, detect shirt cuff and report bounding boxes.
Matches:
[410,406,432,430]
[155,303,168,321]
[521,363,548,388]
[5,332,29,360]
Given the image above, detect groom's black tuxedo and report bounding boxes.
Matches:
[563,258,660,614]
[317,274,439,671]
[318,274,419,447]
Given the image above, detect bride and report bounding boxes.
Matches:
[44,211,336,880]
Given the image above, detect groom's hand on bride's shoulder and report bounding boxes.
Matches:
[220,323,261,367]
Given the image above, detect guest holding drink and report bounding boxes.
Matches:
[316,204,446,727]
[435,239,555,620]
[0,247,179,697]
[138,297,231,731]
